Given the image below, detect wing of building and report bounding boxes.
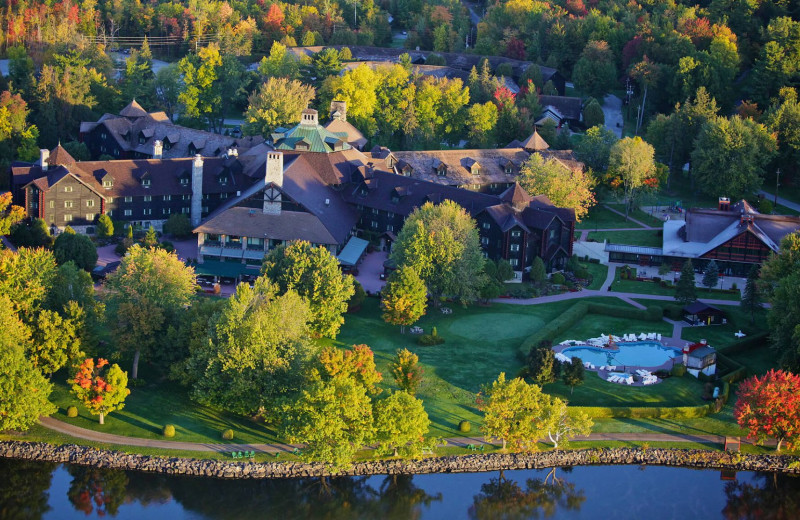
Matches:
[11,105,577,277]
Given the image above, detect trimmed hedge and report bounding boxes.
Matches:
[571,403,716,419]
[721,331,769,355]
[519,303,589,356]
[662,304,683,321]
[585,302,663,322]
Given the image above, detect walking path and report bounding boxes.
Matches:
[601,204,655,229]
[758,190,800,213]
[40,417,750,454]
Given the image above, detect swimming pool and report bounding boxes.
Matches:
[560,341,681,368]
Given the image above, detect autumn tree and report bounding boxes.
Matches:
[526,341,557,385]
[69,358,130,425]
[0,91,39,174]
[734,370,800,451]
[391,200,485,305]
[176,277,313,416]
[0,192,25,235]
[518,154,596,222]
[373,391,431,458]
[674,260,698,305]
[243,77,315,136]
[257,41,300,79]
[477,373,555,451]
[262,241,355,339]
[381,266,428,332]
[545,398,593,449]
[390,348,424,395]
[105,245,197,379]
[607,136,657,220]
[691,116,777,199]
[318,344,383,395]
[0,296,56,432]
[27,308,82,378]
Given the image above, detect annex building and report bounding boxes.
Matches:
[10,102,577,278]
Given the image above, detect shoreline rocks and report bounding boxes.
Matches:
[1,441,797,479]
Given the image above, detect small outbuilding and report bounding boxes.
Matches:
[682,340,717,377]
[683,302,726,326]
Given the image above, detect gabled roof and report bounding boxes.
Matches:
[324,119,368,150]
[520,129,549,151]
[195,208,339,245]
[47,144,77,167]
[538,95,583,121]
[119,99,148,118]
[274,118,353,153]
[499,183,532,208]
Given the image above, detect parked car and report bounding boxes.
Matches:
[91,261,121,280]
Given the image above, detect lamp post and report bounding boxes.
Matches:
[775,168,780,207]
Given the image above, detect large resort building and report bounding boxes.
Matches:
[11,101,578,278]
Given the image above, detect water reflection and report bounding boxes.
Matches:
[0,460,55,520]
[66,466,128,516]
[723,472,800,519]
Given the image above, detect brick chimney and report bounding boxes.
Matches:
[153,140,163,159]
[718,197,730,211]
[40,149,50,171]
[263,151,283,215]
[191,154,204,226]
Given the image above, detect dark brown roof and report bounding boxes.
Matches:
[391,148,531,187]
[119,99,148,118]
[500,183,533,208]
[520,129,549,151]
[47,144,76,167]
[195,208,338,244]
[539,95,583,121]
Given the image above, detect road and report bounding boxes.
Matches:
[757,190,800,213]
[602,94,624,138]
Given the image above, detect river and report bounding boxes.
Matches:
[1,458,798,519]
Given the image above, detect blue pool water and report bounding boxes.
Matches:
[561,341,681,368]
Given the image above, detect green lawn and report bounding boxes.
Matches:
[551,313,672,346]
[605,204,665,228]
[611,268,741,300]
[587,229,663,248]
[575,205,647,230]
[582,262,609,290]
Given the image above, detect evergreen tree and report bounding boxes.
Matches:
[702,260,719,291]
[562,357,585,395]
[526,341,557,385]
[674,260,697,305]
[742,264,762,324]
[530,257,547,285]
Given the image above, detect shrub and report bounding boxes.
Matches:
[589,258,600,263]
[222,429,234,440]
[458,420,471,433]
[663,304,683,320]
[67,406,78,418]
[163,424,176,437]
[758,198,773,214]
[731,282,738,290]
[159,241,175,253]
[551,272,565,285]
[418,327,445,346]
[671,364,687,377]
[348,280,367,312]
[575,267,589,279]
[163,213,193,238]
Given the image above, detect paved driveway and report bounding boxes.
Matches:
[602,94,624,138]
[355,251,388,294]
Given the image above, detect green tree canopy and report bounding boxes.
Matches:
[257,41,300,79]
[262,241,355,338]
[518,154,596,222]
[373,391,430,458]
[53,231,98,271]
[381,266,428,332]
[674,259,698,306]
[390,200,485,304]
[573,41,617,99]
[607,136,657,220]
[761,232,800,370]
[243,77,315,136]
[575,126,617,172]
[390,348,424,395]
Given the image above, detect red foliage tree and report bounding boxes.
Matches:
[734,369,800,452]
[566,0,588,17]
[505,37,526,60]
[493,86,516,111]
[69,358,130,425]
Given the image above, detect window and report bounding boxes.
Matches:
[124,209,132,216]
[163,208,171,215]
[481,237,489,245]
[202,206,208,213]
[49,201,54,209]
[510,244,520,252]
[511,230,521,238]
[124,196,133,203]
[371,220,378,228]
[107,197,114,203]
[64,214,73,222]
[107,210,113,217]
[164,141,172,151]
[86,213,95,221]
[182,194,190,201]
[163,195,171,201]
[64,201,74,208]
[86,200,95,207]
[387,225,394,232]
[549,229,557,240]
[220,193,228,199]
[509,259,519,267]
[142,178,151,187]
[101,132,107,139]
[180,177,189,186]
[181,207,190,214]
[143,195,152,202]
[482,222,491,229]
[64,186,73,193]
[102,179,113,188]
[372,208,379,214]
[143,208,152,216]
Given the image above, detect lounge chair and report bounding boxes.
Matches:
[657,333,662,341]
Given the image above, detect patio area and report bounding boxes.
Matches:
[354,251,388,294]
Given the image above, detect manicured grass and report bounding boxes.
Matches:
[575,205,647,230]
[582,261,609,290]
[605,204,665,228]
[726,347,778,377]
[551,312,672,346]
[681,323,763,351]
[610,268,741,300]
[587,229,663,248]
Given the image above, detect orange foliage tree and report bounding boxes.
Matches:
[69,358,130,425]
[734,369,800,452]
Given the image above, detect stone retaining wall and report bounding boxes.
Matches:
[1,441,797,479]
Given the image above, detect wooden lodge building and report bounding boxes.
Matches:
[10,103,577,278]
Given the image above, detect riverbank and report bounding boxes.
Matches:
[2,440,798,479]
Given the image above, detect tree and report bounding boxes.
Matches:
[390,201,485,304]
[308,48,344,85]
[0,247,58,320]
[105,245,197,379]
[702,260,719,291]
[47,262,104,354]
[674,260,697,305]
[318,344,383,395]
[262,241,355,339]
[467,102,498,148]
[381,266,428,332]
[477,373,555,451]
[530,257,546,285]
[390,348,424,395]
[761,232,800,369]
[0,296,55,432]
[9,218,52,248]
[179,44,233,132]
[691,116,778,199]
[562,357,585,395]
[69,358,130,425]
[582,98,605,128]
[545,398,593,449]
[281,373,374,468]
[243,77,316,136]
[178,277,312,416]
[373,391,430,458]
[607,136,657,220]
[162,213,192,238]
[96,214,114,239]
[0,92,39,174]
[526,341,557,385]
[734,370,800,452]
[257,41,300,79]
[53,231,98,271]
[0,192,24,235]
[28,309,82,378]
[765,89,800,180]
[518,154,596,222]
[742,265,762,325]
[572,41,617,99]
[141,226,158,248]
[154,64,182,121]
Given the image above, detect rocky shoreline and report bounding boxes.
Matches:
[1,441,798,479]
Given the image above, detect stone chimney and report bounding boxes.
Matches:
[263,151,283,215]
[153,140,163,159]
[300,108,319,127]
[330,100,347,121]
[718,197,730,211]
[40,149,50,171]
[191,154,204,226]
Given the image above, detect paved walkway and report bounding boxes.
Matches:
[601,204,655,229]
[602,94,624,139]
[758,190,800,213]
[40,417,753,454]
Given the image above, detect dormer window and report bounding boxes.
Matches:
[436,164,447,176]
[163,141,172,151]
[471,163,481,175]
[180,177,189,185]
[102,178,113,188]
[218,174,228,186]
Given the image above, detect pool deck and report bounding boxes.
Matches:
[553,336,685,386]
